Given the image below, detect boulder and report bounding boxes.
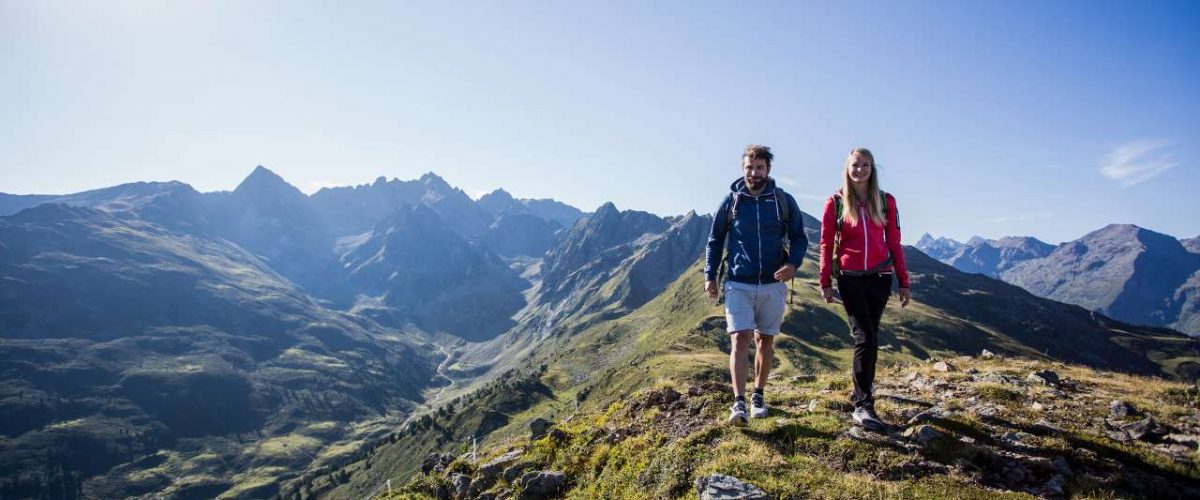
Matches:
[450,473,471,499]
[529,418,552,440]
[476,450,524,487]
[903,425,946,446]
[1109,400,1137,419]
[502,462,536,484]
[422,453,455,475]
[1033,419,1066,435]
[1120,416,1167,441]
[516,471,567,500]
[694,474,770,500]
[1027,370,1060,386]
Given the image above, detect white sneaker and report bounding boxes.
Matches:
[728,401,748,426]
[852,405,886,430]
[750,393,768,418]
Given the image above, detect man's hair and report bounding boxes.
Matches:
[743,144,773,166]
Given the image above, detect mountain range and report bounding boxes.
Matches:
[0,168,593,498]
[2,170,1198,499]
[917,226,1200,337]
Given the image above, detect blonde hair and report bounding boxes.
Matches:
[841,147,885,225]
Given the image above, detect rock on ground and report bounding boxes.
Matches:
[694,474,770,500]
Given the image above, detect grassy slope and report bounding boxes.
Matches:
[324,251,1200,499]
[394,355,1200,499]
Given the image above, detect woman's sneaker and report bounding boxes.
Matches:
[852,405,886,430]
[750,393,768,418]
[728,400,748,426]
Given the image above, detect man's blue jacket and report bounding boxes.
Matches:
[704,177,807,285]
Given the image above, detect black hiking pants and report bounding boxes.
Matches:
[837,273,893,409]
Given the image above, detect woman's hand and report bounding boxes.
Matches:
[821,287,835,303]
[898,287,911,308]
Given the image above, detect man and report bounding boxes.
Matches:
[704,145,807,425]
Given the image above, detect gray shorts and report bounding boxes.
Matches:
[724,280,787,335]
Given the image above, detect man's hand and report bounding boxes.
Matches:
[773,263,796,282]
[705,280,719,299]
[898,287,911,308]
[821,287,835,303]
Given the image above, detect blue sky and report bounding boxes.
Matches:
[2,1,1197,243]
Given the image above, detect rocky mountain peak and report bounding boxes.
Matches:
[1183,236,1200,254]
[234,165,305,200]
[594,201,619,216]
[477,188,521,216]
[419,172,452,192]
[480,188,514,203]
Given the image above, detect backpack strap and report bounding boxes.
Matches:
[774,186,791,231]
[724,193,741,233]
[715,193,739,304]
[774,187,796,304]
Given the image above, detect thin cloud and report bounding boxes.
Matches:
[1099,140,1178,187]
[772,176,824,201]
[774,175,800,187]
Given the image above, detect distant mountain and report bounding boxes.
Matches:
[310,173,494,238]
[0,181,213,233]
[0,194,57,216]
[339,204,529,341]
[203,166,356,306]
[477,188,585,228]
[0,203,438,498]
[914,233,963,261]
[476,212,563,258]
[1184,236,1200,254]
[1002,224,1200,335]
[917,227,1200,337]
[915,234,1053,277]
[943,236,1054,277]
[0,170,598,497]
[456,203,711,373]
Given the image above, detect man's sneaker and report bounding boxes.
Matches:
[728,401,748,426]
[750,393,768,418]
[852,405,886,430]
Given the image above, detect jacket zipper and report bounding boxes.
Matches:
[756,197,763,284]
[861,205,868,270]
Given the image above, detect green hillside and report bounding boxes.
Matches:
[310,249,1200,499]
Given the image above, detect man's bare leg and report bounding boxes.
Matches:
[754,332,775,391]
[729,330,753,397]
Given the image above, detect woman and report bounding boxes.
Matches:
[819,147,911,429]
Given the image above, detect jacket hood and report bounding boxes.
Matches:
[730,176,777,196]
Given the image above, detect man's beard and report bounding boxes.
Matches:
[747,176,765,189]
